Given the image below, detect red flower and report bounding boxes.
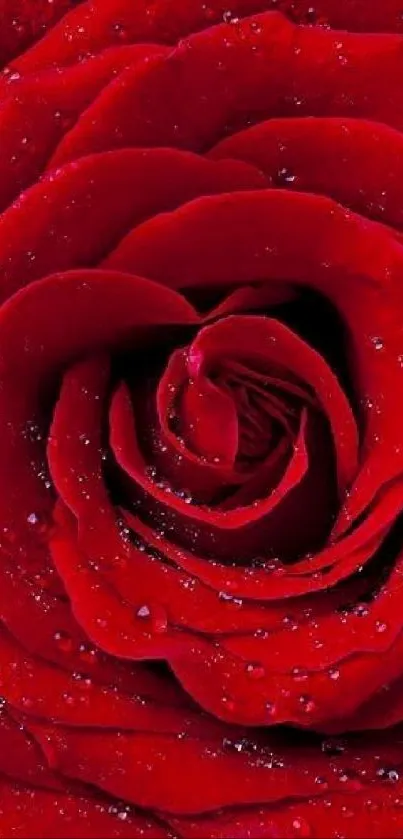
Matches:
[2,1,403,836]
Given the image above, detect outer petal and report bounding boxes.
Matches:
[49,14,403,168]
[0,779,168,838]
[0,0,83,68]
[0,268,197,533]
[0,147,264,301]
[0,45,167,211]
[10,0,403,77]
[210,117,403,232]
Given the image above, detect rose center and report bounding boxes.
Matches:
[211,358,309,470]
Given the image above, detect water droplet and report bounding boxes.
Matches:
[152,607,168,635]
[375,620,388,633]
[292,667,308,682]
[299,695,316,713]
[328,667,340,681]
[72,672,93,691]
[175,488,193,504]
[266,701,277,717]
[136,603,168,634]
[339,769,362,791]
[283,615,299,631]
[371,336,384,351]
[221,696,235,712]
[113,22,128,40]
[54,631,74,654]
[246,662,265,680]
[305,6,317,24]
[223,9,239,23]
[376,766,399,782]
[314,775,329,789]
[321,738,346,756]
[276,167,296,185]
[27,512,39,525]
[219,590,235,602]
[144,465,157,480]
[96,618,108,629]
[292,817,311,837]
[222,737,249,753]
[353,603,369,618]
[78,643,97,664]
[362,395,374,410]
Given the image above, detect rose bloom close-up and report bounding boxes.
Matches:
[6,0,403,837]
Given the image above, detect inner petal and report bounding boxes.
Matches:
[108,313,345,561]
[187,314,359,493]
[214,359,304,468]
[180,369,239,465]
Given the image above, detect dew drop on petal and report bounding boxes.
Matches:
[53,631,74,654]
[321,738,346,756]
[365,799,380,813]
[72,672,93,691]
[292,667,308,682]
[314,775,329,789]
[283,615,299,631]
[222,9,239,23]
[353,603,369,618]
[221,695,235,712]
[266,701,277,717]
[246,662,265,680]
[276,167,296,185]
[339,769,363,791]
[376,767,400,783]
[291,817,312,837]
[371,336,384,351]
[152,606,168,635]
[78,643,98,665]
[328,667,340,681]
[299,695,316,713]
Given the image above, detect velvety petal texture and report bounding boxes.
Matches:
[2,2,403,838]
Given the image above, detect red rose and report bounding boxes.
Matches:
[3,1,403,836]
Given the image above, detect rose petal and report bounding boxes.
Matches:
[50,13,403,169]
[210,117,403,232]
[0,0,83,68]
[0,147,264,301]
[26,718,403,814]
[0,45,167,211]
[11,0,403,78]
[0,779,166,838]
